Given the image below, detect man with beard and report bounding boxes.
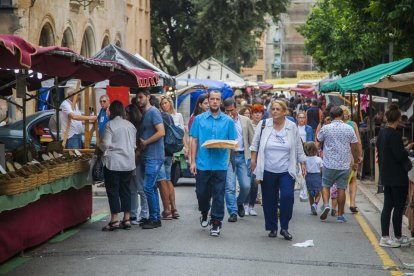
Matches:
[190,90,237,237]
[136,88,165,229]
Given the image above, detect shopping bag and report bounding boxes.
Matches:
[91,155,104,182]
[298,170,308,202]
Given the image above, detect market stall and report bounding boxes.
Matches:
[0,34,159,264]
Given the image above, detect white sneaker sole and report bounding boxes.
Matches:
[210,231,220,237]
[320,207,330,221]
[379,242,400,248]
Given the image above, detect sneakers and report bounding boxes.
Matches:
[244,206,250,216]
[249,208,258,216]
[141,220,162,229]
[311,204,317,216]
[210,220,221,237]
[320,205,330,221]
[200,212,209,228]
[395,235,414,246]
[379,237,401,248]
[138,218,150,227]
[336,216,347,223]
[228,214,238,222]
[237,204,245,217]
[331,209,337,217]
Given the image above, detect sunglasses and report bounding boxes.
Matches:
[100,100,107,103]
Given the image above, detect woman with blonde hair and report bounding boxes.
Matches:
[340,105,362,213]
[250,100,307,239]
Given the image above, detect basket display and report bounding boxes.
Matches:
[0,173,28,196]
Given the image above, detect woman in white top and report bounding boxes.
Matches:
[100,101,137,231]
[296,111,314,142]
[250,100,307,240]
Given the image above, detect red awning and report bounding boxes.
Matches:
[0,34,159,88]
[290,86,316,98]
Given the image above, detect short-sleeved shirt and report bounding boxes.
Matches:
[140,106,164,160]
[306,156,323,173]
[317,120,358,170]
[59,99,83,139]
[264,128,290,173]
[190,110,237,171]
[97,108,109,137]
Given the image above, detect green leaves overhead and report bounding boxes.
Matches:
[298,0,414,75]
[151,0,289,75]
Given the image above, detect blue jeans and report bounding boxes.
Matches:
[262,171,295,231]
[225,152,251,215]
[195,170,226,222]
[130,166,149,220]
[141,159,163,221]
[66,134,83,149]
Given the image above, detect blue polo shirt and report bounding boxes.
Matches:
[190,110,237,171]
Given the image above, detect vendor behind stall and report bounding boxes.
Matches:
[60,88,97,149]
[98,95,110,137]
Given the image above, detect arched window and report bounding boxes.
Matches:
[101,36,110,49]
[115,40,122,47]
[61,28,75,49]
[39,23,55,46]
[80,27,96,57]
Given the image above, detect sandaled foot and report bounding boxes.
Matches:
[120,219,131,230]
[161,211,173,220]
[102,220,119,231]
[172,209,180,219]
[349,206,359,213]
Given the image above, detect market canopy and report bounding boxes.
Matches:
[290,86,316,98]
[364,71,414,93]
[0,34,159,90]
[93,44,174,86]
[320,58,413,93]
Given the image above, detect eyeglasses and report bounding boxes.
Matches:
[100,100,107,103]
[298,116,305,119]
[274,134,286,144]
[225,109,235,113]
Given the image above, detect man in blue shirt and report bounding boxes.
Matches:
[136,88,165,229]
[190,90,237,237]
[97,95,110,138]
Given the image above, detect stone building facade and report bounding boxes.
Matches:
[0,0,151,59]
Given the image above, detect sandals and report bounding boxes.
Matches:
[161,211,173,220]
[120,219,131,230]
[349,206,359,214]
[102,220,119,231]
[171,209,180,219]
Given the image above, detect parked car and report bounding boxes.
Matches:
[0,110,55,152]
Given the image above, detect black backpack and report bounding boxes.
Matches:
[162,112,184,155]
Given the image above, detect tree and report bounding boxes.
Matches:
[151,0,289,75]
[299,0,414,75]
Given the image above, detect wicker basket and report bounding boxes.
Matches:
[14,169,38,190]
[23,164,49,187]
[0,173,28,196]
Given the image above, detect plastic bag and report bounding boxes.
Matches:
[90,155,104,182]
[298,168,308,202]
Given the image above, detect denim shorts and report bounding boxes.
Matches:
[156,156,173,181]
[322,167,350,190]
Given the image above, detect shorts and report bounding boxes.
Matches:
[156,156,173,181]
[322,167,349,190]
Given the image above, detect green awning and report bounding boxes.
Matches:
[320,58,413,93]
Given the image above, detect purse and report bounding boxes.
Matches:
[403,157,413,173]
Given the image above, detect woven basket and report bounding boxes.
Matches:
[0,174,26,196]
[14,170,38,190]
[23,164,49,187]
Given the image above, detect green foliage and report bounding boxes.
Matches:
[151,0,289,75]
[298,0,414,75]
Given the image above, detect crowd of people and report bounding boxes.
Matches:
[79,87,414,246]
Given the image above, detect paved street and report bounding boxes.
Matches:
[2,180,414,276]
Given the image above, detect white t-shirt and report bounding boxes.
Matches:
[264,128,291,173]
[59,99,83,139]
[305,156,323,173]
[298,125,306,142]
[171,113,185,130]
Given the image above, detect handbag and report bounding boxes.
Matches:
[403,157,413,173]
[256,119,267,184]
[92,155,104,181]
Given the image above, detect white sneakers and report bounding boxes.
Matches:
[379,236,414,248]
[244,206,258,216]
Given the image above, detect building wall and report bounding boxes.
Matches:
[279,0,317,78]
[240,33,267,82]
[0,0,151,59]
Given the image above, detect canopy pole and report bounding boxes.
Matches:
[350,93,353,120]
[52,77,60,141]
[357,91,361,125]
[369,91,374,181]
